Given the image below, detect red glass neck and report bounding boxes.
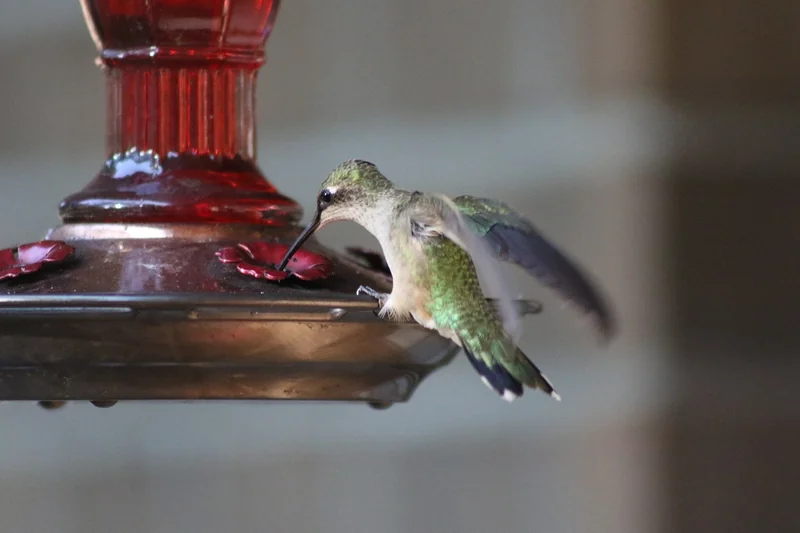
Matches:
[60,0,301,226]
[105,62,257,162]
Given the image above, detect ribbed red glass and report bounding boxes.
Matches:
[59,0,301,225]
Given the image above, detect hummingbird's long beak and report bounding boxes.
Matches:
[277,208,321,270]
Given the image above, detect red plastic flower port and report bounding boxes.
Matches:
[216,242,333,282]
[0,240,75,281]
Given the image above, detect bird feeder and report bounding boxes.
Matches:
[0,0,477,409]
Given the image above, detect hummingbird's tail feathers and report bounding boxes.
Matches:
[459,336,560,402]
[511,346,560,401]
[461,341,524,402]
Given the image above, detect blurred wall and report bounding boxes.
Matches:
[657,2,800,532]
[0,1,795,532]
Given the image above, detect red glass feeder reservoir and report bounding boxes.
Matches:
[0,0,472,408]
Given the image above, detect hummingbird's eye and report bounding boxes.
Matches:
[319,189,333,207]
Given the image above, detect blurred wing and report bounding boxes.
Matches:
[407,192,524,342]
[454,195,616,340]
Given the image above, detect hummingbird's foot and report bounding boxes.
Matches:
[356,284,389,310]
[356,284,385,301]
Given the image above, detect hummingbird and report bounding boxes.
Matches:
[278,160,615,402]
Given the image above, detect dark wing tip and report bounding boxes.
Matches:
[595,302,617,342]
[484,224,617,343]
[565,284,617,343]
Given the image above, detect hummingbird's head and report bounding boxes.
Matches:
[316,159,394,223]
[277,159,394,270]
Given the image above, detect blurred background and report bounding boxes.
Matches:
[0,1,798,532]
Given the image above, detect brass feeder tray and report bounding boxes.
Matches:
[0,224,541,409]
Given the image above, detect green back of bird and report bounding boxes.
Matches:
[421,237,546,387]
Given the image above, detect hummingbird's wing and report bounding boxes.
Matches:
[406,192,524,342]
[453,195,615,340]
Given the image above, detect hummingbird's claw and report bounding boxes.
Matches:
[356,285,389,316]
[356,285,382,300]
